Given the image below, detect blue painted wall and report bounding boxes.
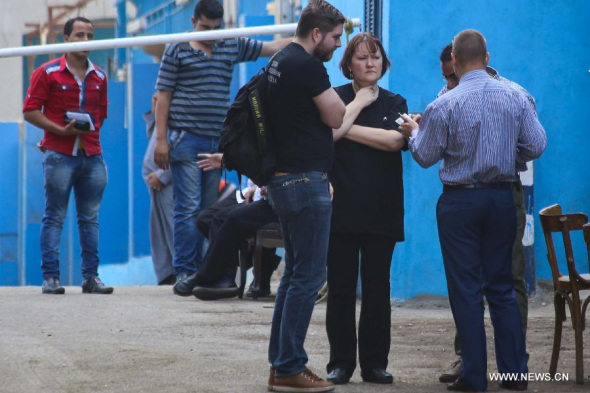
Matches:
[0,123,20,285]
[387,0,590,297]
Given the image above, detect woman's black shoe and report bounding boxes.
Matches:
[361,368,393,384]
[326,368,352,384]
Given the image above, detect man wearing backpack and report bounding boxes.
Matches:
[264,1,346,391]
[153,0,291,294]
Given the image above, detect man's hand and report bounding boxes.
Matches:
[196,153,223,171]
[243,187,255,204]
[329,182,334,201]
[354,85,379,108]
[154,139,170,170]
[399,114,419,140]
[146,172,164,191]
[62,120,86,136]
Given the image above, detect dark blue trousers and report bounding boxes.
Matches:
[437,188,527,391]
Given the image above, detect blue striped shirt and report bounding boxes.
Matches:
[155,37,262,137]
[409,69,547,184]
[437,66,537,173]
[437,66,536,112]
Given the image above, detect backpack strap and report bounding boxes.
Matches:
[247,50,279,169]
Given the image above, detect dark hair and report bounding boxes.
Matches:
[194,0,224,21]
[63,17,93,37]
[452,29,487,65]
[296,0,345,38]
[440,43,452,63]
[339,33,390,80]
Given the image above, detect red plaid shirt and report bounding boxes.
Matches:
[23,55,108,156]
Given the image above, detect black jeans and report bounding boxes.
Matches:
[326,232,395,374]
[196,197,279,283]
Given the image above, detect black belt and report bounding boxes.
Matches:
[443,182,516,191]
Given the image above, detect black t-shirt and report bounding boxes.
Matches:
[329,83,408,240]
[267,43,333,173]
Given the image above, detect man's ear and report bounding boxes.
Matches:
[311,27,322,44]
[191,16,197,28]
[485,52,490,67]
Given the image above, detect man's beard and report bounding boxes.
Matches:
[313,39,334,62]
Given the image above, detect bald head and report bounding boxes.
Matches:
[452,29,487,67]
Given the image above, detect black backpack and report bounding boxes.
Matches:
[219,57,276,187]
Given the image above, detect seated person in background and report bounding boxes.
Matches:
[173,153,281,300]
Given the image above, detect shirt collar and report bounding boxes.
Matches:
[60,54,95,77]
[486,66,501,80]
[458,69,489,83]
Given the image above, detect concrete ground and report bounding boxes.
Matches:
[0,284,588,393]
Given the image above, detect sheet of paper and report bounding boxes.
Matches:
[65,111,95,131]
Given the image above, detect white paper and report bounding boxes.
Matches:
[66,111,95,131]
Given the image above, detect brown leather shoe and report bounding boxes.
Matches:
[272,369,334,392]
[439,359,462,383]
[447,378,480,391]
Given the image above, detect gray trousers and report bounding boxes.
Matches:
[149,185,174,284]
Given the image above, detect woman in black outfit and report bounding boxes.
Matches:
[326,33,407,385]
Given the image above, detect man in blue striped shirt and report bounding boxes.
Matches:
[400,30,546,392]
[436,44,537,385]
[152,0,291,295]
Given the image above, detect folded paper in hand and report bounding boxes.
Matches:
[65,111,95,131]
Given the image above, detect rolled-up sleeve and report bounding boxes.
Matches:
[23,68,48,112]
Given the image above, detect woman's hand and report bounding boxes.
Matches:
[354,85,379,108]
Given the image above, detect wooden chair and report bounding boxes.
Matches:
[539,204,590,384]
[238,222,283,300]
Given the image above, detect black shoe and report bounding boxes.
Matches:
[175,272,189,282]
[42,277,65,294]
[361,368,393,384]
[192,280,239,301]
[245,282,271,298]
[81,277,113,294]
[499,380,528,391]
[447,378,479,392]
[173,272,201,297]
[326,368,352,385]
[439,359,463,383]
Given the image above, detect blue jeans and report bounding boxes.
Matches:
[168,131,221,275]
[267,172,332,377]
[41,149,107,279]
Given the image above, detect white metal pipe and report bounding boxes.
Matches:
[0,19,361,59]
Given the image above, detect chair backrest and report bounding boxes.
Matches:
[539,204,589,292]
[584,223,590,272]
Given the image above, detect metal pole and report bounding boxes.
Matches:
[0,19,361,59]
[126,49,134,262]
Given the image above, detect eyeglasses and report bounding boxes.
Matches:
[442,72,458,82]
